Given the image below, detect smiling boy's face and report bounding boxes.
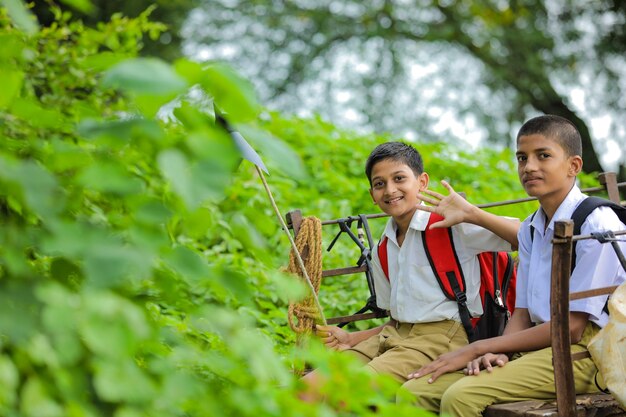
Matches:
[369,158,428,222]
[516,133,582,205]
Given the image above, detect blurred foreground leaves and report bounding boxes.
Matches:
[0,2,544,416]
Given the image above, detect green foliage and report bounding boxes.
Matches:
[30,0,196,61]
[0,2,590,416]
[0,3,436,416]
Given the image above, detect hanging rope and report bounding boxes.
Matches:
[287,216,324,333]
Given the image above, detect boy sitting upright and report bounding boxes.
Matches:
[302,141,519,398]
[404,115,626,416]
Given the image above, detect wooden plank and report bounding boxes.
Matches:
[551,220,577,417]
[322,265,367,277]
[326,311,388,325]
[485,394,625,417]
[571,350,591,361]
[286,210,303,236]
[570,286,619,301]
[599,172,621,204]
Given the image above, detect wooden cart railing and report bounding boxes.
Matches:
[288,172,626,416]
[547,222,626,417]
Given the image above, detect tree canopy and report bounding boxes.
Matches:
[187,0,626,179]
[30,0,198,61]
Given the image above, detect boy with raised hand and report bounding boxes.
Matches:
[402,115,626,416]
[301,141,518,399]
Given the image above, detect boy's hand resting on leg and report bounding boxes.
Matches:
[465,353,509,376]
[315,325,352,351]
[407,343,481,383]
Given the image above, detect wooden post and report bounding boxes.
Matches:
[286,209,303,236]
[551,220,576,417]
[598,172,620,203]
[285,209,310,262]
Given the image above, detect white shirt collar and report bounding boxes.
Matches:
[530,184,583,237]
[383,204,431,244]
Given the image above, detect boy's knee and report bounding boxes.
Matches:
[440,383,463,410]
[440,379,491,417]
[396,378,444,412]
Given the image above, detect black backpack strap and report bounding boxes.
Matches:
[529,210,538,244]
[490,251,504,308]
[570,197,626,316]
[570,196,626,271]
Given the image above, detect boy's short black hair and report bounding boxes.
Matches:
[365,142,424,185]
[517,115,582,157]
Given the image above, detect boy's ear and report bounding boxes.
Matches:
[418,172,429,192]
[568,155,583,177]
[369,188,377,204]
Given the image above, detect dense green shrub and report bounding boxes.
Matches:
[0,2,601,416]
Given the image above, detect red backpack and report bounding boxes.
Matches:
[378,213,516,342]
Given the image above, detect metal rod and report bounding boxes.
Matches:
[313,183,626,227]
[256,166,327,325]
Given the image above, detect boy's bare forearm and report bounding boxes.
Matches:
[417,181,520,249]
[347,321,391,347]
[468,205,520,250]
[473,321,550,356]
[473,311,589,356]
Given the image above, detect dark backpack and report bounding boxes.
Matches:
[530,196,626,271]
[377,213,516,342]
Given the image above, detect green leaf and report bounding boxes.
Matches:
[77,161,144,195]
[236,124,307,180]
[0,283,40,344]
[0,355,19,408]
[228,212,269,255]
[132,198,172,225]
[80,291,151,358]
[0,155,64,219]
[80,51,132,71]
[2,0,39,35]
[20,377,63,417]
[157,147,235,208]
[38,284,83,366]
[49,257,84,289]
[10,98,65,129]
[102,57,188,96]
[58,0,93,14]
[174,58,204,85]
[212,265,253,306]
[42,221,104,258]
[201,62,259,122]
[26,334,59,368]
[162,246,210,284]
[93,359,156,403]
[0,33,25,61]
[0,69,23,109]
[82,244,151,288]
[78,118,165,144]
[157,149,194,206]
[172,100,216,130]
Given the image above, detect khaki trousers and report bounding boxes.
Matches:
[346,320,468,382]
[400,322,602,417]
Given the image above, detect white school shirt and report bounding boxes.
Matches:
[371,208,513,323]
[516,185,626,327]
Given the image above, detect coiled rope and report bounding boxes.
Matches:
[287,216,323,333]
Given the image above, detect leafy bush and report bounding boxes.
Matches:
[0,3,435,416]
[0,2,601,417]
